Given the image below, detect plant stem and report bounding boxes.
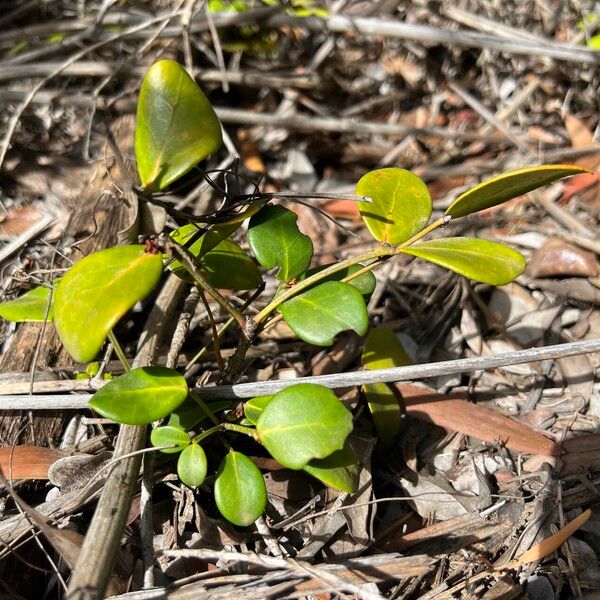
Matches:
[189,390,221,427]
[253,216,450,324]
[108,331,130,372]
[166,238,247,331]
[223,423,258,439]
[191,424,223,444]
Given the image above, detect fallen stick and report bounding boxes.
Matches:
[1,339,599,408]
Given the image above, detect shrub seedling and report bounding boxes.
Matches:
[0,59,587,525]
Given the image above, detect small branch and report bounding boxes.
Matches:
[5,339,600,408]
[107,331,131,372]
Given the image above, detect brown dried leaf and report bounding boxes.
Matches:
[0,446,65,480]
[528,239,599,278]
[564,114,594,148]
[0,206,42,236]
[510,508,592,567]
[398,384,561,456]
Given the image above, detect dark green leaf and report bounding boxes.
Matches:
[256,383,353,470]
[247,205,313,281]
[445,164,589,219]
[244,395,273,426]
[214,451,267,526]
[278,281,368,346]
[0,283,57,322]
[303,442,359,493]
[168,397,231,430]
[151,425,190,454]
[356,168,431,244]
[177,444,207,488]
[135,60,222,191]
[399,237,526,285]
[200,240,262,290]
[53,245,162,363]
[89,367,188,425]
[361,328,408,443]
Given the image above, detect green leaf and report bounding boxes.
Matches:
[399,237,526,286]
[177,444,208,488]
[445,165,589,219]
[151,425,190,454]
[361,328,411,370]
[303,442,359,493]
[0,283,58,322]
[200,240,262,290]
[135,60,222,191]
[298,263,376,297]
[244,395,273,426]
[214,451,267,526]
[53,245,162,363]
[361,328,409,443]
[256,383,353,470]
[247,205,313,281]
[356,168,431,245]
[278,281,368,346]
[362,383,403,444]
[89,367,188,425]
[170,222,239,261]
[168,397,231,430]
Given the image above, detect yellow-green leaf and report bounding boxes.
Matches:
[177,444,208,488]
[53,245,162,363]
[399,237,525,285]
[303,442,359,493]
[361,328,408,444]
[135,60,222,191]
[0,283,58,322]
[357,168,431,244]
[445,164,589,219]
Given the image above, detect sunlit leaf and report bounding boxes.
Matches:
[278,281,368,346]
[256,383,353,470]
[244,395,273,426]
[399,237,526,285]
[135,60,222,191]
[151,425,190,454]
[88,367,188,425]
[177,444,208,488]
[361,328,409,443]
[0,282,58,322]
[298,263,376,296]
[53,245,162,363]
[303,442,359,492]
[214,451,266,526]
[445,165,589,219]
[356,168,431,244]
[247,205,313,281]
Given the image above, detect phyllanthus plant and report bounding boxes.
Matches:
[0,59,587,525]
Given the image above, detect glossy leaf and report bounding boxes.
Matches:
[214,451,267,526]
[168,397,230,430]
[201,240,262,290]
[399,237,526,286]
[177,444,207,488]
[361,328,409,443]
[278,281,368,346]
[0,283,57,322]
[247,205,313,281]
[244,395,273,426]
[53,245,162,363]
[356,168,431,244]
[88,367,188,425]
[135,60,222,191]
[298,263,376,297]
[170,223,238,261]
[303,442,359,493]
[445,164,589,219]
[151,426,190,454]
[256,383,353,470]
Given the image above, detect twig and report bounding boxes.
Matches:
[4,338,600,409]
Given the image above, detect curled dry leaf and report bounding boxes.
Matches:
[527,239,599,278]
[509,508,592,568]
[397,384,561,457]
